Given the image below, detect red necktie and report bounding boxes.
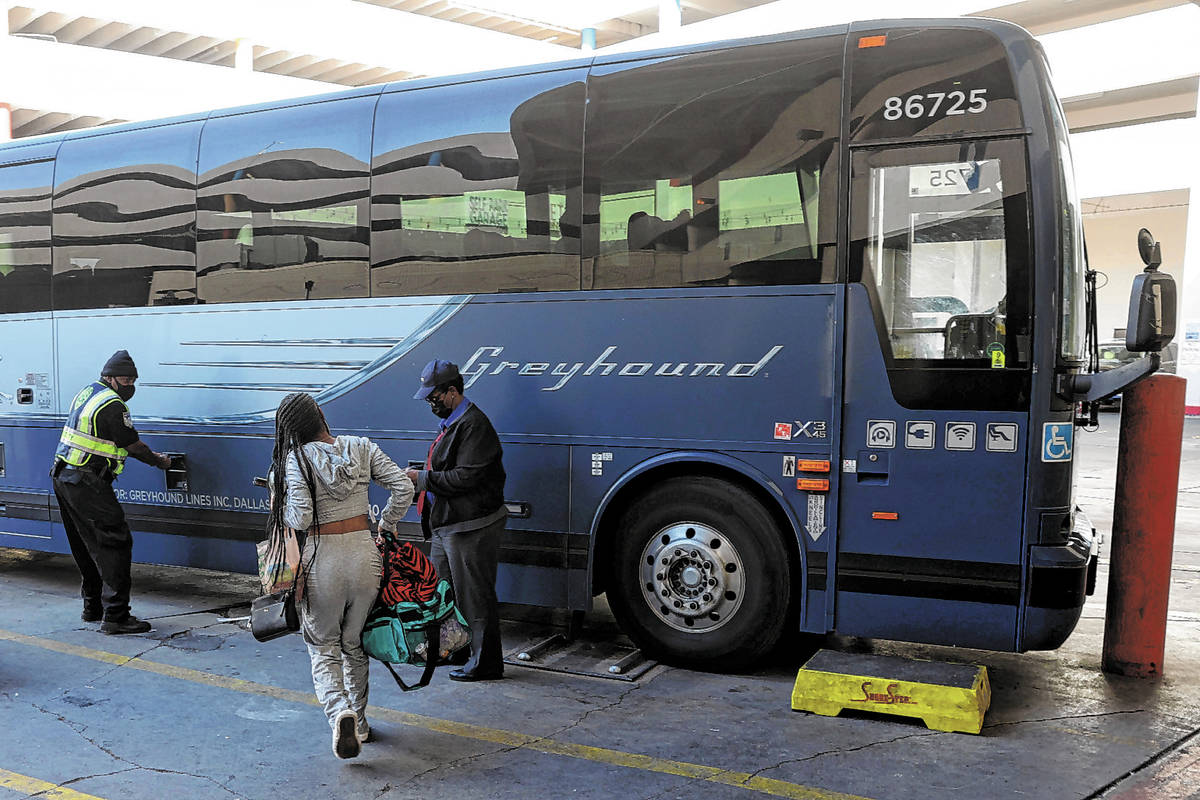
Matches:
[416,428,445,516]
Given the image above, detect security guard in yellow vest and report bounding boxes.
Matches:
[51,350,172,634]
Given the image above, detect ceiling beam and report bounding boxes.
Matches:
[13,0,577,78]
[138,31,190,57]
[972,0,1191,36]
[77,20,136,47]
[1064,75,1199,133]
[18,11,72,37]
[0,36,334,124]
[105,27,161,51]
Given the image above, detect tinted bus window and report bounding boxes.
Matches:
[0,158,53,313]
[53,123,200,310]
[585,36,842,290]
[371,71,585,296]
[197,97,374,303]
[1049,92,1086,362]
[850,138,1031,409]
[848,24,1022,144]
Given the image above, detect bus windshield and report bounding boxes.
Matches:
[866,153,1012,362]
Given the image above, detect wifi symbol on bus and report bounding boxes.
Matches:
[945,422,976,451]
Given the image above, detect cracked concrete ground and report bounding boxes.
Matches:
[1,414,1199,800]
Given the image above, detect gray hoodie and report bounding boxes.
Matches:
[283,435,413,532]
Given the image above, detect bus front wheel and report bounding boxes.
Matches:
[608,476,792,672]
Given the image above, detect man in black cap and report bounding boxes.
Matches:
[406,359,507,681]
[51,350,173,634]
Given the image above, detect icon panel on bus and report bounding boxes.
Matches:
[944,422,976,451]
[985,423,1019,453]
[904,421,935,449]
[866,420,896,448]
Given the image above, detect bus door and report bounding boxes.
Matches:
[0,154,57,548]
[836,138,1033,649]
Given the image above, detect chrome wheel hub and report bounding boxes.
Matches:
[638,521,745,633]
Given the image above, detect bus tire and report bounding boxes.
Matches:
[608,476,792,672]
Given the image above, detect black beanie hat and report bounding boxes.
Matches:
[100,350,138,379]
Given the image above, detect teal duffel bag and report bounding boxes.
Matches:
[362,579,471,691]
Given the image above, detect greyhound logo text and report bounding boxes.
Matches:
[461,345,783,392]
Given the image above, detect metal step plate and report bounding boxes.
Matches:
[505,634,656,681]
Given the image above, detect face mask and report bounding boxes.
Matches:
[428,397,452,419]
[113,382,135,401]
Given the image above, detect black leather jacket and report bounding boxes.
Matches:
[416,403,506,537]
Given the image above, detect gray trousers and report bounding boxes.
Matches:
[430,517,505,674]
[300,530,381,732]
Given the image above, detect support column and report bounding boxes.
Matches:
[1177,112,1200,413]
[1102,374,1186,677]
[0,12,10,138]
[235,38,254,72]
[659,0,681,33]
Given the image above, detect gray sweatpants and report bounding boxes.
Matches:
[300,530,382,732]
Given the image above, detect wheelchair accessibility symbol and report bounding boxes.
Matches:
[1041,423,1073,462]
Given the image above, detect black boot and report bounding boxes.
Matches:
[101,616,152,635]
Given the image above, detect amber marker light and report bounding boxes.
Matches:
[797,459,831,472]
[858,35,887,49]
[872,511,899,520]
[797,478,830,491]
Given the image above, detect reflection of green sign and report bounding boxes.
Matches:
[719,173,804,231]
[0,235,11,276]
[402,189,531,238]
[274,205,358,226]
[596,173,810,242]
[468,195,508,228]
[599,181,692,242]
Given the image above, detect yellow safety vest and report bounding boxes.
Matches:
[54,382,130,476]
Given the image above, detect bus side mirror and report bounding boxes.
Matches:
[1137,227,1161,269]
[1126,229,1176,353]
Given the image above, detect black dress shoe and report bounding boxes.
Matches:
[448,667,504,682]
[101,616,152,635]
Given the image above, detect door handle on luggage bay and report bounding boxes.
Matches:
[856,450,890,484]
[505,501,530,519]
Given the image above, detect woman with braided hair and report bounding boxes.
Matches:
[269,392,413,759]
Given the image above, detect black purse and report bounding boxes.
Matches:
[251,588,299,642]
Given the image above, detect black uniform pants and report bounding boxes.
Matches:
[430,517,505,675]
[52,466,133,622]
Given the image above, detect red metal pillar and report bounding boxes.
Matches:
[1102,373,1186,677]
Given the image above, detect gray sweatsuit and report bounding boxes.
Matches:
[283,436,413,733]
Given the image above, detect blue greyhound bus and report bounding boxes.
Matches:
[0,18,1174,670]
